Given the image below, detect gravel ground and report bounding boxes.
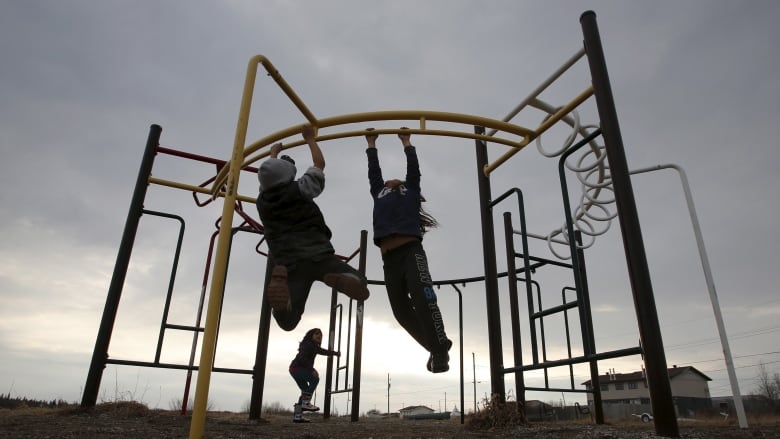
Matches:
[1,404,778,438]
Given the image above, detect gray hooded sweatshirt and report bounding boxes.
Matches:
[256,158,333,265]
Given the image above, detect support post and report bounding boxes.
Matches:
[350,230,368,421]
[581,10,678,437]
[575,231,603,424]
[502,212,525,405]
[475,126,506,401]
[630,164,748,428]
[249,260,274,419]
[189,55,260,439]
[82,124,162,407]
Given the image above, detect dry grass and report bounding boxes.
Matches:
[465,397,527,430]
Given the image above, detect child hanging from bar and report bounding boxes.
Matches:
[256,125,370,331]
[364,127,452,373]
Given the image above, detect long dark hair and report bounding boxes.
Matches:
[302,328,322,344]
[420,194,439,234]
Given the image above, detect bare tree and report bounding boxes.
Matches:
[754,362,780,400]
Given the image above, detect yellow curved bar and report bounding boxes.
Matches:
[256,55,318,124]
[210,111,534,195]
[149,177,257,204]
[247,110,533,158]
[242,128,525,171]
[483,85,594,176]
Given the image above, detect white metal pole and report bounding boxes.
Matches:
[630,164,747,428]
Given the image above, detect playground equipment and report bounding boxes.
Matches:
[81,11,750,439]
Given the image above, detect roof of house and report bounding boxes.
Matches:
[399,405,434,412]
[580,365,711,386]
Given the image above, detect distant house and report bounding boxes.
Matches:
[581,365,712,414]
[399,405,434,419]
[365,409,388,418]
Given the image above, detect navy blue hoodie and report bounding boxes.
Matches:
[366,145,423,246]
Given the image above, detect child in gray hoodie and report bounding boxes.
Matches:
[256,126,369,331]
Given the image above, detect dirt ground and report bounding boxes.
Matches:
[1,404,779,438]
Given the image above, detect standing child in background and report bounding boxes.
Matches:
[364,127,452,373]
[256,126,370,332]
[289,328,339,423]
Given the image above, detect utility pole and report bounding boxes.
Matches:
[472,352,477,413]
[387,374,390,415]
[472,352,479,413]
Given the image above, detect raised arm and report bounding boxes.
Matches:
[399,127,421,189]
[365,128,385,196]
[269,142,283,158]
[302,125,325,170]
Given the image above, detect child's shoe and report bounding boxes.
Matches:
[323,272,369,301]
[292,403,310,423]
[427,339,453,373]
[301,402,320,411]
[429,352,450,373]
[267,265,290,311]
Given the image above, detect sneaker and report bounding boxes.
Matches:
[430,352,450,373]
[427,339,453,373]
[293,414,310,423]
[301,402,320,411]
[267,265,290,311]
[323,273,370,301]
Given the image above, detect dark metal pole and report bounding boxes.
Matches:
[249,259,274,420]
[502,212,525,405]
[580,10,678,437]
[82,124,161,407]
[149,211,186,364]
[181,230,219,415]
[450,284,465,424]
[575,231,604,424]
[324,283,338,419]
[474,126,506,401]
[350,230,368,421]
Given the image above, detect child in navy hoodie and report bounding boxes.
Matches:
[365,127,452,373]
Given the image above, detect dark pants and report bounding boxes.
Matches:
[290,367,319,396]
[382,241,449,354]
[272,254,367,331]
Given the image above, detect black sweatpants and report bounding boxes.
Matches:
[272,254,367,331]
[382,241,449,354]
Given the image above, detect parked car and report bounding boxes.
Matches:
[632,413,653,423]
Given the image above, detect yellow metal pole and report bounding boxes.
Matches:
[210,111,533,196]
[258,56,317,125]
[206,55,537,196]
[148,176,257,204]
[188,55,261,439]
[241,128,524,172]
[483,85,594,176]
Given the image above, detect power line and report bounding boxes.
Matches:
[666,326,780,351]
[684,350,780,365]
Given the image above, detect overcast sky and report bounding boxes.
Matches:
[1,0,779,417]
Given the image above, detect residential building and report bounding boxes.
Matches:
[398,405,434,418]
[581,365,712,415]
